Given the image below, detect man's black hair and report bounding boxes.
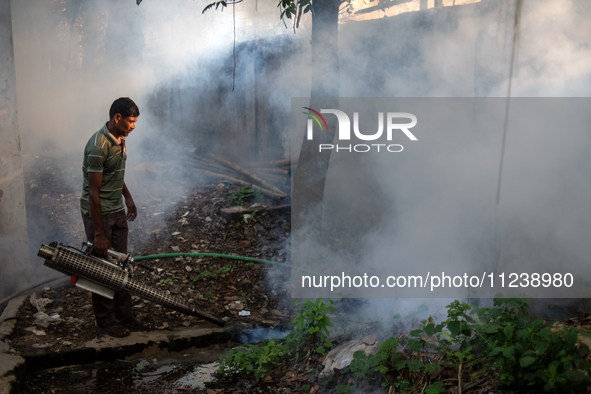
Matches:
[109,97,140,119]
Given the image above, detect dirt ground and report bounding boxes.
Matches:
[10,153,294,354]
[11,197,292,352]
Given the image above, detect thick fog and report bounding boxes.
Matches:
[8,0,591,319]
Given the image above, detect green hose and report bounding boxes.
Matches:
[133,253,291,269]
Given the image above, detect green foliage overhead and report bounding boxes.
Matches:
[202,0,315,26]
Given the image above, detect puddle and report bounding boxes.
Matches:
[22,326,290,393]
[24,346,226,394]
[173,362,219,389]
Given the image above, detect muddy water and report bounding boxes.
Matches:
[24,326,291,393]
[25,345,227,394]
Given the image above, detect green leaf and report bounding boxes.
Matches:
[503,325,513,339]
[484,323,502,333]
[503,346,515,358]
[425,381,446,394]
[409,329,423,337]
[423,323,439,337]
[408,360,424,372]
[531,319,544,331]
[380,337,399,351]
[488,347,503,357]
[390,352,405,363]
[447,321,461,336]
[564,370,589,382]
[534,343,547,355]
[303,299,315,308]
[520,356,536,367]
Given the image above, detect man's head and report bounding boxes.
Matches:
[108,97,140,138]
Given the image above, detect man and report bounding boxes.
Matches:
[80,97,147,337]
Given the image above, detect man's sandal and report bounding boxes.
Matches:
[119,317,148,330]
[98,323,130,338]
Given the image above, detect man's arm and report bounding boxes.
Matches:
[88,172,110,256]
[122,181,137,222]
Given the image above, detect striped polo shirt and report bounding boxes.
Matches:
[80,123,127,216]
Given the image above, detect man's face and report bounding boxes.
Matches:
[114,114,138,137]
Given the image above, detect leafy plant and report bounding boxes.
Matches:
[292,298,336,355]
[228,187,262,206]
[472,296,591,391]
[217,338,287,381]
[193,261,234,282]
[156,278,173,286]
[216,298,335,382]
[216,296,591,393]
[345,296,590,393]
[424,381,445,394]
[336,384,354,393]
[217,263,234,275]
[192,269,213,282]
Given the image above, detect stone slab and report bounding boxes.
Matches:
[0,295,27,322]
[0,295,26,341]
[84,325,224,350]
[0,354,23,378]
[0,354,24,394]
[24,323,230,373]
[0,324,14,343]
[0,375,17,394]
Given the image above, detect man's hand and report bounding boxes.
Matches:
[125,196,137,222]
[93,233,111,256]
[122,182,137,222]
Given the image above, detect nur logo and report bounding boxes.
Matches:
[303,108,418,153]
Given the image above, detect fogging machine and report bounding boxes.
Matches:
[38,242,225,327]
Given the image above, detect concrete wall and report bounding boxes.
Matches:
[0,0,29,300]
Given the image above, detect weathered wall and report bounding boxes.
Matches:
[0,0,29,300]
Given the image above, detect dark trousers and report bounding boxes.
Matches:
[82,210,133,327]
